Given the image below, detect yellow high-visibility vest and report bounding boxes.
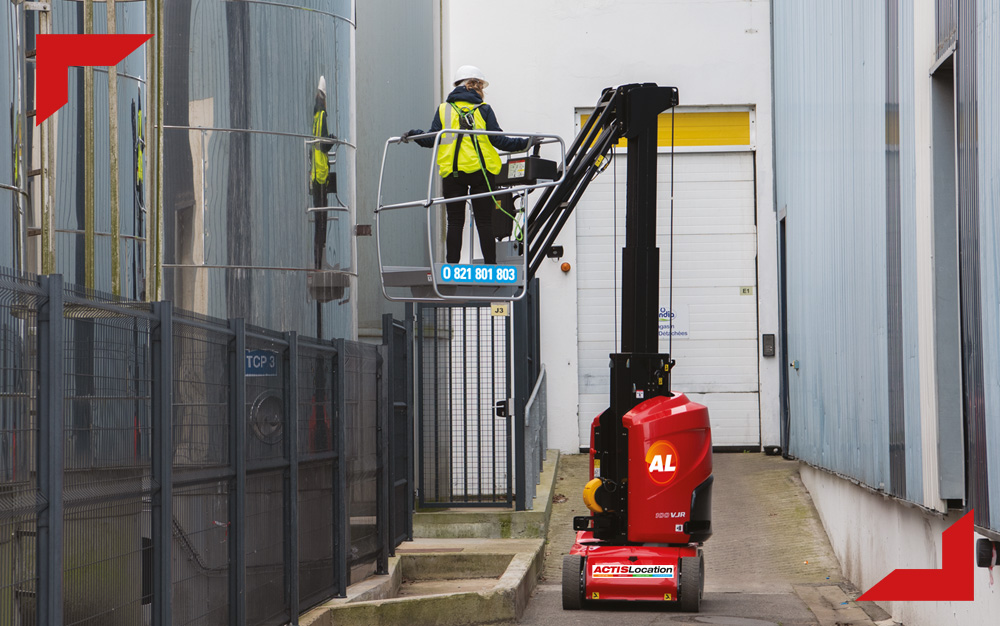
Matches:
[312,110,329,184]
[435,101,501,178]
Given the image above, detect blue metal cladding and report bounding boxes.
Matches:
[937,0,958,55]
[976,0,1000,530]
[774,0,891,491]
[955,0,991,530]
[885,0,906,500]
[897,0,924,505]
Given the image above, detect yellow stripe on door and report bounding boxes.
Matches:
[580,111,751,149]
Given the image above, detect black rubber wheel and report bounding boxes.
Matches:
[562,554,584,610]
[679,555,702,613]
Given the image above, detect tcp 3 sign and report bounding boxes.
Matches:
[245,349,278,377]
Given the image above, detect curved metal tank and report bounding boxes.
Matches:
[162,0,357,339]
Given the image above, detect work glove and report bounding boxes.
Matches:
[401,129,423,143]
[524,135,542,151]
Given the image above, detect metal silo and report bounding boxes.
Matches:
[162,0,357,340]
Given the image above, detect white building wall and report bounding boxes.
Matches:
[442,0,777,452]
[802,466,1000,626]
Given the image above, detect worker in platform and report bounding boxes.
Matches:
[402,65,529,265]
[311,75,334,271]
[311,76,333,210]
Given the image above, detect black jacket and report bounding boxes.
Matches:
[412,86,528,153]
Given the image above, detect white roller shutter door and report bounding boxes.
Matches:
[576,151,759,448]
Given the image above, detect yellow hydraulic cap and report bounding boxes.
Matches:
[582,478,604,514]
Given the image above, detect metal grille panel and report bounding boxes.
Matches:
[0,273,41,626]
[418,304,511,507]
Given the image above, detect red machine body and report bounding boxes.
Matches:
[623,394,712,543]
[568,393,712,607]
[570,534,701,602]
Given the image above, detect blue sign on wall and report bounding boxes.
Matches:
[245,349,278,377]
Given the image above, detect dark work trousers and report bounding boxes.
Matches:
[312,179,328,268]
[442,170,496,264]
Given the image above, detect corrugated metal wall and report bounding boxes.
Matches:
[355,0,437,338]
[976,0,1000,529]
[897,0,924,505]
[774,0,891,491]
[954,0,990,530]
[775,0,999,532]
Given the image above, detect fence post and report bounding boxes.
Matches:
[512,295,528,511]
[229,318,247,626]
[334,338,348,596]
[283,332,300,623]
[37,274,64,626]
[151,301,173,626]
[405,303,415,541]
[377,316,391,572]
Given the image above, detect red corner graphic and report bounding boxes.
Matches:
[35,34,153,125]
[858,510,975,602]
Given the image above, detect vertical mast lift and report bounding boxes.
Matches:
[523,83,712,612]
[376,82,712,611]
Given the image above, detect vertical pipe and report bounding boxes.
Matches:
[108,0,121,295]
[405,303,414,540]
[476,309,482,500]
[381,314,395,553]
[375,338,388,574]
[151,301,173,626]
[416,305,426,509]
[229,318,247,626]
[39,10,55,274]
[513,297,526,510]
[37,274,64,626]
[282,332,299,622]
[84,0,95,289]
[334,339,348,595]
[152,0,165,300]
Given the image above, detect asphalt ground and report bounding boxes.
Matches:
[506,452,896,626]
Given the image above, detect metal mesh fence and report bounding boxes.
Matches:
[61,287,155,626]
[417,304,511,506]
[172,316,231,468]
[296,460,335,608]
[0,269,408,626]
[0,271,42,626]
[245,471,287,626]
[343,341,380,584]
[171,481,231,626]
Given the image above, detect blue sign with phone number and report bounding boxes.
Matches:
[439,264,519,284]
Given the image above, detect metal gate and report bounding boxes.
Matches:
[416,303,512,507]
[383,312,414,546]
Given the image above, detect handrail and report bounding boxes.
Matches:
[525,365,546,420]
[375,129,566,302]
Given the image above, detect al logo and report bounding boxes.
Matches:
[645,440,680,485]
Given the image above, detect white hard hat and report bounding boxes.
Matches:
[318,75,326,96]
[453,65,488,88]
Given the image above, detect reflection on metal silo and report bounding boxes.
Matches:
[1,3,27,273]
[162,0,358,340]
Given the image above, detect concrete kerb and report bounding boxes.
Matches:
[299,536,546,626]
[413,450,561,539]
[300,450,560,625]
